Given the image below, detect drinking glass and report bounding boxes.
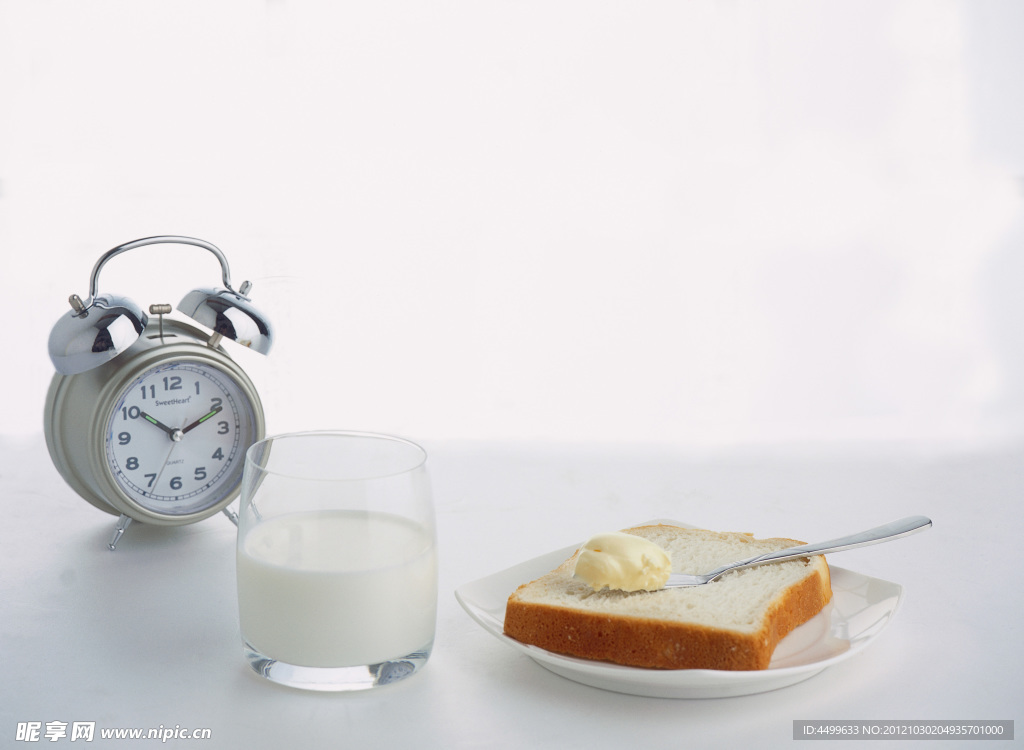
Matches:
[236,431,437,691]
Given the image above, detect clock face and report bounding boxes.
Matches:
[104,360,259,516]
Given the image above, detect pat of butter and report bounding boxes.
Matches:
[573,531,672,592]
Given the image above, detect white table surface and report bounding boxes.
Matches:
[2,435,1020,748]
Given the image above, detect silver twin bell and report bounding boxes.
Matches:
[48,235,273,375]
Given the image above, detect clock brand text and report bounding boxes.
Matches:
[154,396,193,406]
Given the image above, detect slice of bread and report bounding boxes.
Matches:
[503,524,832,670]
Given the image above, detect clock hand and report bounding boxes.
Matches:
[149,441,180,491]
[140,411,179,439]
[181,406,224,435]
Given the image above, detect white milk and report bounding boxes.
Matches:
[237,510,437,667]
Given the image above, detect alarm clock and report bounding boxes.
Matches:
[44,235,273,549]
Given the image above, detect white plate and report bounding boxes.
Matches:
[455,522,904,699]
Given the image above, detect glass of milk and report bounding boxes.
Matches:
[236,431,437,691]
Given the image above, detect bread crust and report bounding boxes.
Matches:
[503,526,832,671]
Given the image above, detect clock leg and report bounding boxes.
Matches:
[108,514,133,551]
[221,506,239,526]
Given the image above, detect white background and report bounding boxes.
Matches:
[3,0,1024,448]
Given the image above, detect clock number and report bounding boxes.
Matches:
[145,473,157,488]
[210,397,223,410]
[125,457,139,470]
[118,432,131,445]
[212,448,224,461]
[194,380,201,395]
[121,406,141,420]
[163,376,182,391]
[140,385,156,400]
[170,477,183,491]
[217,421,229,435]
[194,467,207,481]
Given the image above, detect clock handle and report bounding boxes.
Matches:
[87,235,244,301]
